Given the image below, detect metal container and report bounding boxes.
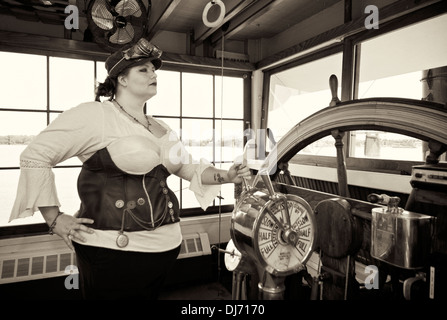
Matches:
[371,207,436,269]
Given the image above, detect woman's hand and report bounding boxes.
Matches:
[201,162,252,185]
[51,213,95,251]
[226,162,252,184]
[40,206,94,251]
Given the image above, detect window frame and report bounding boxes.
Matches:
[0,45,251,237]
[153,65,250,215]
[262,11,447,177]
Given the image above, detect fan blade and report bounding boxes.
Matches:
[109,23,135,44]
[115,0,142,17]
[91,0,114,30]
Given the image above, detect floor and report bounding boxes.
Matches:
[159,281,232,300]
[0,254,235,300]
[0,277,234,300]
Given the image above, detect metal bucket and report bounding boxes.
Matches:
[371,207,436,269]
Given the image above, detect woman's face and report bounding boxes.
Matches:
[122,61,158,100]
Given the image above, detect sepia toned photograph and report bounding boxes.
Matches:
[0,0,446,313]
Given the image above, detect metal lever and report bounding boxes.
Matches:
[368,193,401,213]
[367,193,391,204]
[239,138,257,191]
[261,168,294,237]
[260,169,276,197]
[211,245,242,257]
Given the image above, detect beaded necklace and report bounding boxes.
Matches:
[113,99,152,133]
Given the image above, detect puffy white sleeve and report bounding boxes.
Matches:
[9,102,105,222]
[162,128,221,211]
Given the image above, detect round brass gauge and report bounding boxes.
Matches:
[232,187,316,277]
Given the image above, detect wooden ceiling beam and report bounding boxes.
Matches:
[209,0,287,45]
[0,30,255,71]
[146,0,182,40]
[256,0,446,70]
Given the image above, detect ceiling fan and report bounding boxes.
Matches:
[86,0,150,52]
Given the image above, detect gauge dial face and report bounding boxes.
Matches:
[256,197,314,275]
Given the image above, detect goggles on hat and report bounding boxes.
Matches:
[108,38,162,76]
[123,38,162,60]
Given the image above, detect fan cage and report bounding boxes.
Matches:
[87,0,150,52]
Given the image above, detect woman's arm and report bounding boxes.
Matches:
[201,163,251,185]
[10,102,103,248]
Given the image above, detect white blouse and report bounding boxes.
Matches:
[9,100,221,252]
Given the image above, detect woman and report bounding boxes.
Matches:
[9,38,251,299]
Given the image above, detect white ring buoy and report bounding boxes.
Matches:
[202,0,226,28]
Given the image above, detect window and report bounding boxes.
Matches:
[0,53,102,228]
[151,71,245,208]
[349,131,424,162]
[0,52,248,229]
[266,52,343,157]
[265,14,446,172]
[49,57,95,111]
[354,14,447,161]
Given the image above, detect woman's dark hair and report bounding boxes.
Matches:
[95,76,118,101]
[94,63,142,101]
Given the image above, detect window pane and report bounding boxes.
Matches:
[215,76,244,118]
[155,117,180,137]
[182,73,213,118]
[298,136,336,157]
[0,52,47,110]
[49,57,95,111]
[49,112,62,123]
[215,120,244,162]
[182,119,214,162]
[350,131,423,161]
[358,14,447,99]
[216,162,236,206]
[358,71,422,99]
[0,111,47,135]
[356,15,447,161]
[96,61,108,84]
[267,53,343,143]
[0,111,47,167]
[150,70,180,117]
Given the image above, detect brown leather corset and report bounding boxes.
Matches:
[77,148,180,231]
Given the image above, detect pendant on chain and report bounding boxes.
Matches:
[113,99,152,133]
